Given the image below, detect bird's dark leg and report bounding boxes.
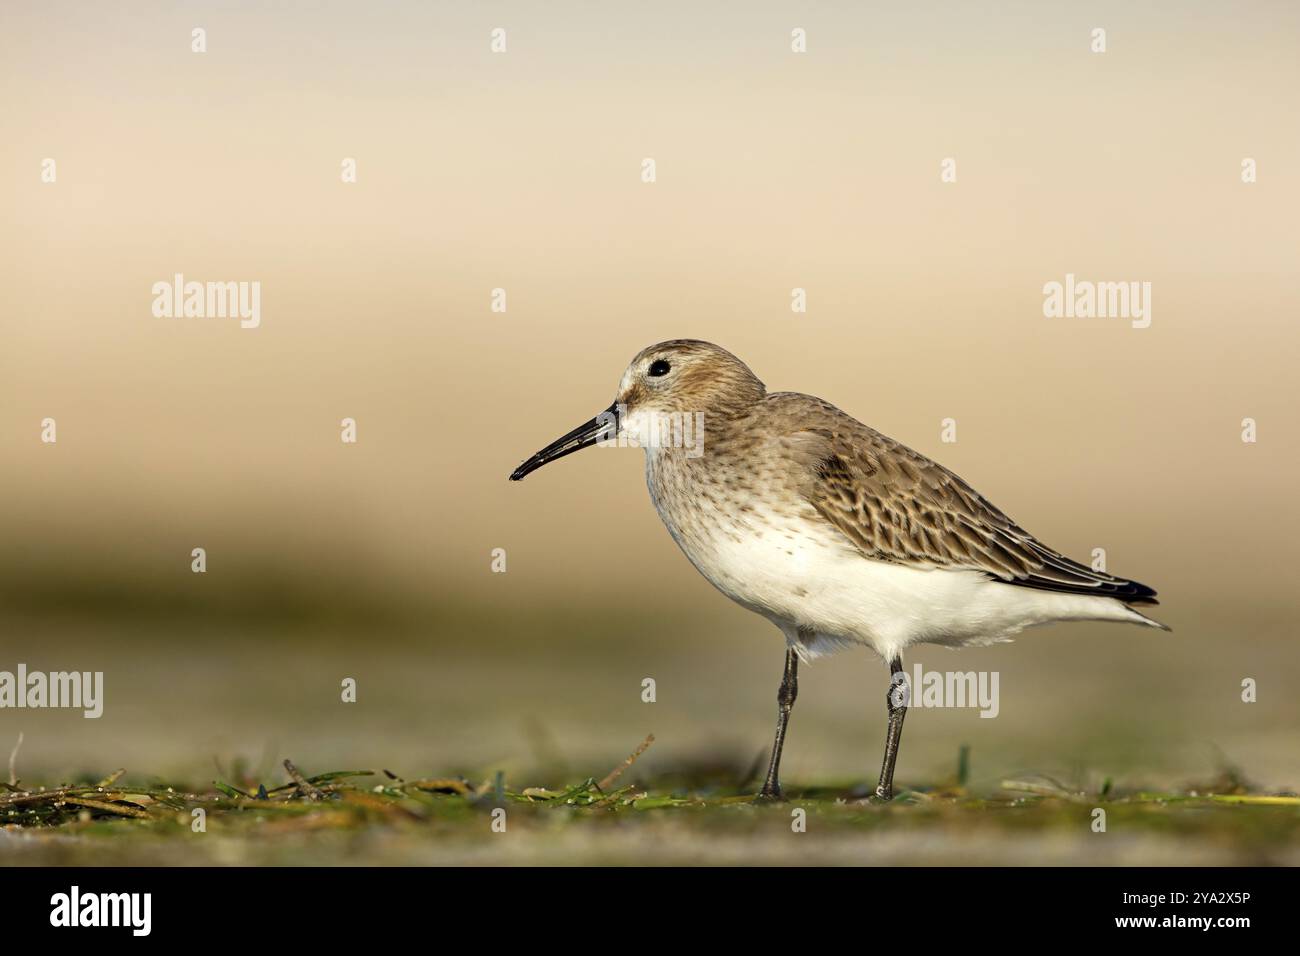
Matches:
[756,647,799,801]
[874,655,908,801]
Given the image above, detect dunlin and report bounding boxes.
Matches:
[510,340,1166,801]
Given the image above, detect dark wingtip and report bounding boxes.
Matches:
[1000,572,1162,606]
[1121,579,1160,606]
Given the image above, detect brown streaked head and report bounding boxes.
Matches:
[508,339,765,481]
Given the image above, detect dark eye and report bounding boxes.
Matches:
[648,359,671,377]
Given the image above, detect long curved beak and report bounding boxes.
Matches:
[509,402,619,481]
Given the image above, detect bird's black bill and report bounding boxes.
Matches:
[509,402,618,481]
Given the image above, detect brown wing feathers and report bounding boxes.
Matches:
[782,400,1159,606]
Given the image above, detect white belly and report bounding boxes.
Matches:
[654,492,1149,662]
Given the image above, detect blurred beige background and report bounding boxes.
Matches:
[1,2,1297,792]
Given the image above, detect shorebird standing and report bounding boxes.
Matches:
[509,340,1166,801]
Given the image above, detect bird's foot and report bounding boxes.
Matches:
[847,785,895,806]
